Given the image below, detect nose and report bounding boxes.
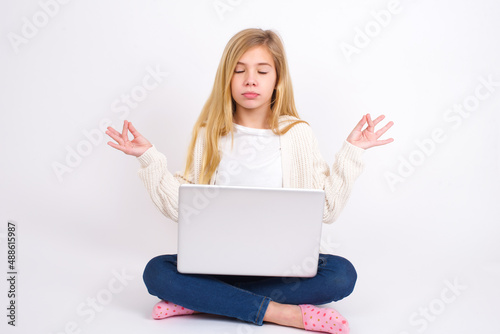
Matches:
[245,72,256,86]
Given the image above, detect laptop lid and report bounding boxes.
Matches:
[177,184,325,277]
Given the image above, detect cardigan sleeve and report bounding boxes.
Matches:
[135,145,192,222]
[311,133,366,224]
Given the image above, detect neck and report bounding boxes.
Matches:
[233,108,271,129]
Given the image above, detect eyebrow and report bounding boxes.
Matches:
[236,61,273,67]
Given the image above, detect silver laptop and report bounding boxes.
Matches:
[177,184,325,277]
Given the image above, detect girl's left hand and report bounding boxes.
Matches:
[346,114,394,150]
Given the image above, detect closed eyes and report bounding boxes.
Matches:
[234,70,269,74]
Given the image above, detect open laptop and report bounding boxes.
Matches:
[176,184,325,277]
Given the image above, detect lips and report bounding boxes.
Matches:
[243,92,259,98]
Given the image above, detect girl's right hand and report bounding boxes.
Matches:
[106,120,153,157]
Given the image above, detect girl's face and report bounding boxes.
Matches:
[230,45,277,118]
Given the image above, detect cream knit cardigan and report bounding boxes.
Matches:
[136,115,365,226]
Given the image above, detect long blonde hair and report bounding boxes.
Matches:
[183,28,308,184]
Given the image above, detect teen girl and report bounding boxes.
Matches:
[106,28,393,334]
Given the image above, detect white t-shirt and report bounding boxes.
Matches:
[214,122,282,188]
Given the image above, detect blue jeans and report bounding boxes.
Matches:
[143,253,357,326]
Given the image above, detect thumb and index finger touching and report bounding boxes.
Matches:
[353,113,394,133]
[120,120,140,140]
[126,120,142,138]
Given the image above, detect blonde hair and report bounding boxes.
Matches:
[183,28,308,184]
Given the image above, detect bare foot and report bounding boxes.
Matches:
[263,301,304,329]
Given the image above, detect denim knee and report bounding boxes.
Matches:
[321,254,357,301]
[143,254,177,296]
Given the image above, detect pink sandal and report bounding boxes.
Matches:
[152,300,196,320]
[299,304,350,334]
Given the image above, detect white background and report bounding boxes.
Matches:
[1,0,499,333]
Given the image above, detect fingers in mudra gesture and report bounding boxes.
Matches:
[105,120,153,157]
[346,113,394,150]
